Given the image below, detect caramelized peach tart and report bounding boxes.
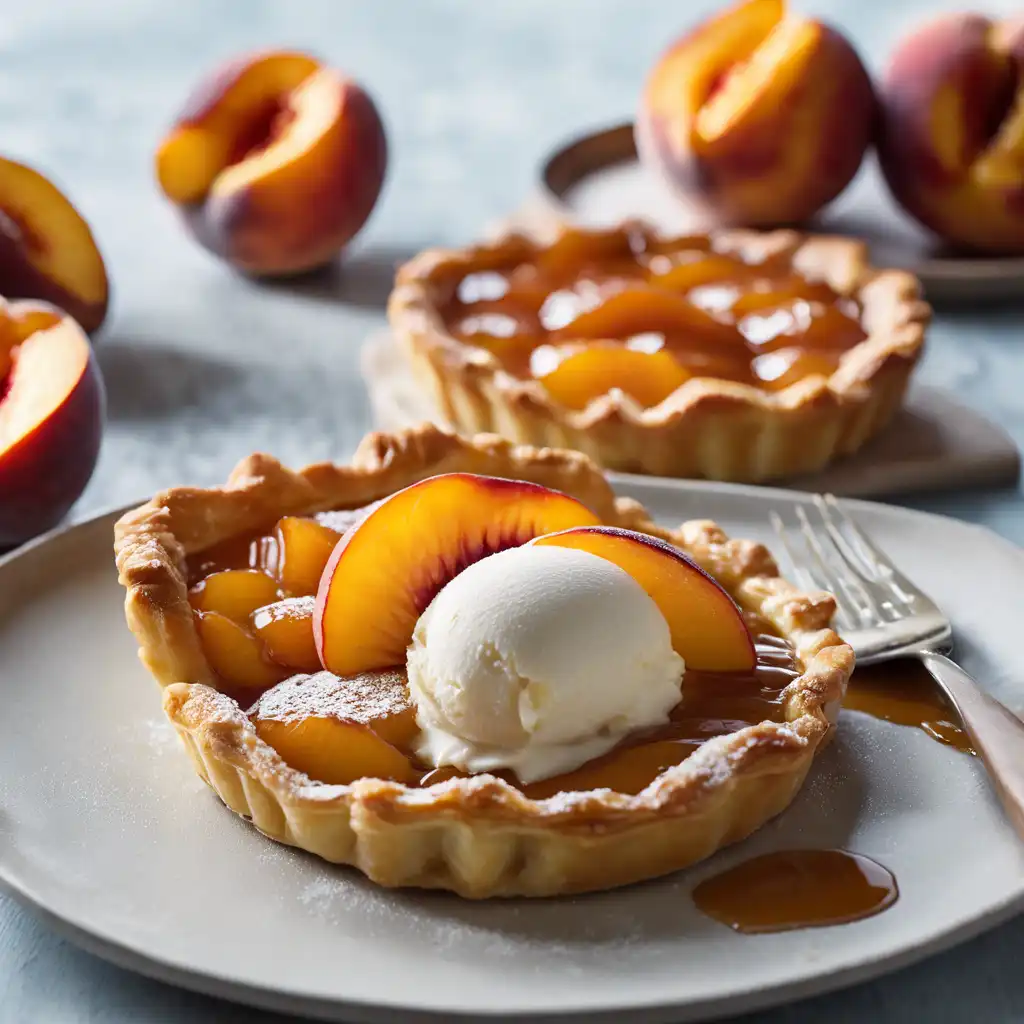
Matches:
[115,424,853,898]
[389,223,930,481]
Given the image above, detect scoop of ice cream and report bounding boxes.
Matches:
[406,544,685,783]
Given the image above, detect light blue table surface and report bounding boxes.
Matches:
[1,0,1022,1021]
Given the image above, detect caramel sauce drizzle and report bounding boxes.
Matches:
[693,849,898,933]
[844,659,975,755]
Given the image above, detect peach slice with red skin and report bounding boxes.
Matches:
[157,50,387,275]
[530,526,755,672]
[251,671,417,784]
[314,473,602,676]
[0,158,110,333]
[637,0,876,226]
[0,301,104,546]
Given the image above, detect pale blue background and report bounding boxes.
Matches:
[1,0,1023,1020]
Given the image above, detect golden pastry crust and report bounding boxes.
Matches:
[388,222,931,481]
[115,423,854,898]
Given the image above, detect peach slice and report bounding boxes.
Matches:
[637,0,876,226]
[157,51,387,276]
[0,302,104,546]
[314,473,602,676]
[251,670,417,784]
[253,596,321,672]
[750,347,839,390]
[738,300,865,353]
[0,158,110,333]
[646,252,743,292]
[533,343,690,410]
[553,287,745,347]
[188,568,280,621]
[195,610,286,689]
[276,515,342,596]
[531,526,755,672]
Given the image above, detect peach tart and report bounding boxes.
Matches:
[389,223,930,481]
[115,424,853,898]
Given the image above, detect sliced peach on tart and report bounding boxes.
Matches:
[314,473,601,676]
[252,596,321,672]
[188,568,280,621]
[275,515,342,596]
[552,286,745,347]
[195,610,287,689]
[530,526,755,672]
[532,342,691,410]
[251,671,417,784]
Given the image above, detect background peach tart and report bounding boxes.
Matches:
[388,223,930,482]
[115,424,853,898]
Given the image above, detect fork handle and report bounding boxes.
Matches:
[920,651,1024,839]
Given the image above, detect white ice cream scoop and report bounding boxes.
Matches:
[406,544,685,784]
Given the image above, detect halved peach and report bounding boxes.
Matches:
[637,0,876,226]
[0,158,109,333]
[533,342,690,410]
[251,671,417,784]
[530,526,755,672]
[314,474,602,676]
[195,610,286,688]
[0,301,104,546]
[157,50,387,276]
[188,568,280,621]
[878,14,1024,253]
[276,515,342,596]
[252,596,320,672]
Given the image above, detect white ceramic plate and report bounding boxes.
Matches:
[1,482,1023,1023]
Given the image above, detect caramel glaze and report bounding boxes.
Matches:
[439,226,867,395]
[844,659,975,755]
[693,849,898,933]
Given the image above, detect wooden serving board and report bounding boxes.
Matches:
[502,121,1024,305]
[361,331,1020,498]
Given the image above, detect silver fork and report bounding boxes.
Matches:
[771,493,1024,840]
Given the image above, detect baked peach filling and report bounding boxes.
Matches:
[185,473,792,796]
[439,226,867,408]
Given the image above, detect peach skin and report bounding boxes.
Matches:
[0,300,104,546]
[878,14,1024,254]
[0,158,109,333]
[156,50,387,276]
[636,0,876,226]
[314,473,601,677]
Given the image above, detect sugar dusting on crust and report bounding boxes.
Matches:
[252,670,411,725]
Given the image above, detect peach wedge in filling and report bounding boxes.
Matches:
[115,425,853,897]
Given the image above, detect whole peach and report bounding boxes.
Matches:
[636,0,876,227]
[878,14,1024,254]
[156,51,387,276]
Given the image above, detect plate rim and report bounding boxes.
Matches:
[0,490,1022,1022]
